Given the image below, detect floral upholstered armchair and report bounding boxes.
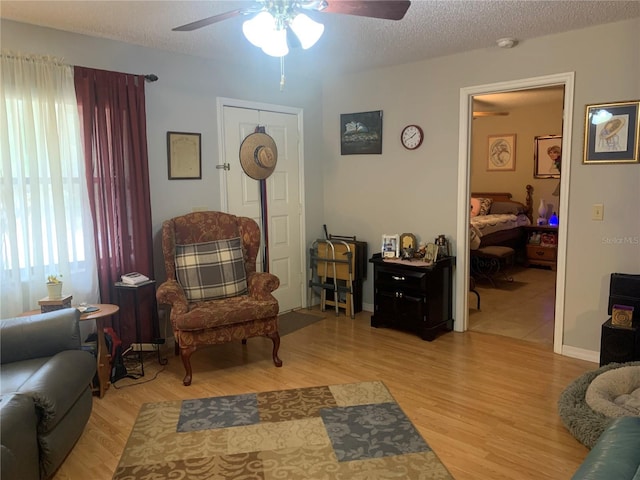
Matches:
[157,211,282,386]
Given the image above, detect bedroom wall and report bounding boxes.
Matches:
[471,101,563,216]
[322,18,639,355]
[0,19,327,290]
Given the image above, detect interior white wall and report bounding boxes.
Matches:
[322,18,639,353]
[1,19,326,283]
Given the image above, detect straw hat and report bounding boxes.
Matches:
[600,117,625,140]
[239,132,278,180]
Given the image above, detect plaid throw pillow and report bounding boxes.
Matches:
[175,238,247,302]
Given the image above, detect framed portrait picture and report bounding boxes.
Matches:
[341,110,383,155]
[487,134,516,171]
[167,131,202,179]
[583,100,640,164]
[534,135,561,178]
[381,234,399,258]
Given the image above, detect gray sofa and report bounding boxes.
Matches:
[0,308,96,480]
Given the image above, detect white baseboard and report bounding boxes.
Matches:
[561,345,599,363]
[358,302,599,365]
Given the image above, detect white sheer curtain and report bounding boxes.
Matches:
[1,52,99,317]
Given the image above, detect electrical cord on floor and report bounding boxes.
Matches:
[111,352,167,389]
[111,368,165,389]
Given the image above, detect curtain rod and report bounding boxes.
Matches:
[2,51,159,83]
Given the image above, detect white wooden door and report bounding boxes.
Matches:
[221,105,303,313]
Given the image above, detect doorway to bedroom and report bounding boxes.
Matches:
[468,86,564,347]
[455,72,575,355]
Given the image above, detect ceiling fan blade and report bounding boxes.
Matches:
[473,112,510,118]
[321,1,411,20]
[172,9,245,32]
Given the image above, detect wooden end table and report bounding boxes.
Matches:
[80,304,119,398]
[523,225,558,270]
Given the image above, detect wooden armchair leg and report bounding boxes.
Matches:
[267,331,283,367]
[180,345,196,386]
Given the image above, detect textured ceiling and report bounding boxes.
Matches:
[2,0,640,82]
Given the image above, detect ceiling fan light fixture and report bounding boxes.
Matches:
[242,11,276,48]
[261,27,289,57]
[290,13,324,49]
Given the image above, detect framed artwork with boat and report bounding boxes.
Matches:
[340,110,383,155]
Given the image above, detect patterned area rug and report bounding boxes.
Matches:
[113,381,453,479]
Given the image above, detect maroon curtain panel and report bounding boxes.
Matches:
[74,66,155,346]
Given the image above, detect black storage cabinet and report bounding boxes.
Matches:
[600,273,640,366]
[370,253,454,341]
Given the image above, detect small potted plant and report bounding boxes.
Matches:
[46,274,63,299]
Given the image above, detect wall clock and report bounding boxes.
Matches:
[401,125,424,150]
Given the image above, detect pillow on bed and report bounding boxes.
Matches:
[490,201,525,215]
[477,198,493,216]
[470,198,481,217]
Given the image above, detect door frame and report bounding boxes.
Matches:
[455,72,575,355]
[216,97,307,310]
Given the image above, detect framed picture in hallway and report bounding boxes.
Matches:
[534,135,561,178]
[583,100,640,164]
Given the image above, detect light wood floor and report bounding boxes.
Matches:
[469,265,557,346]
[54,308,595,480]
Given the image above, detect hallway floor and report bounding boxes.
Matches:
[468,264,556,347]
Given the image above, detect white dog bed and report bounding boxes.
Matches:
[586,366,640,417]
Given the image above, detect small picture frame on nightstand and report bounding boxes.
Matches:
[423,243,439,265]
[381,234,399,258]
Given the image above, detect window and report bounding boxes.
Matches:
[1,53,98,316]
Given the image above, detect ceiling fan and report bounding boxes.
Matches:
[472,111,510,118]
[173,1,411,32]
[173,1,410,88]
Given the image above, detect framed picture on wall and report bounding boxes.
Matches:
[340,110,383,155]
[167,131,202,179]
[534,135,561,178]
[487,134,516,171]
[583,100,640,164]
